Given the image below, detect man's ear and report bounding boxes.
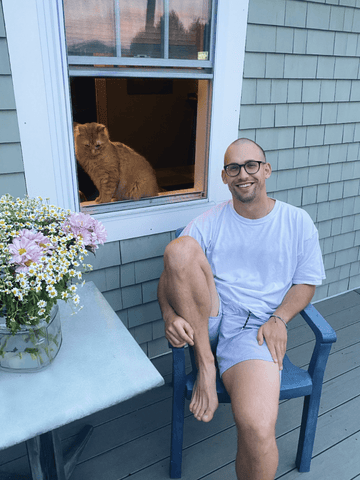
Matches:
[221,169,228,185]
[264,162,272,179]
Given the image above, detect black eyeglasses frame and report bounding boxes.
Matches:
[223,161,266,177]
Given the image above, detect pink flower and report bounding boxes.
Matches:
[9,236,43,272]
[63,213,107,249]
[62,213,92,245]
[90,218,107,245]
[19,229,54,252]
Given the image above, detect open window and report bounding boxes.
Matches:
[63,0,216,213]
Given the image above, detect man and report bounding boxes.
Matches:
[157,138,325,480]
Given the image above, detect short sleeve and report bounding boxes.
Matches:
[180,221,208,253]
[292,230,326,285]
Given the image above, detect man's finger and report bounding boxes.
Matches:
[176,328,194,346]
[276,345,283,370]
[267,342,278,364]
[167,333,186,348]
[169,326,194,346]
[184,325,195,345]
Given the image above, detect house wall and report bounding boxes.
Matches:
[0,1,26,198]
[239,0,360,302]
[83,232,175,357]
[1,0,360,359]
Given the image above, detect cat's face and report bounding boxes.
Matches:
[74,123,109,157]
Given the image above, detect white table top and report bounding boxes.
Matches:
[0,282,164,450]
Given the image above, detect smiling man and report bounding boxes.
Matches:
[157,138,325,480]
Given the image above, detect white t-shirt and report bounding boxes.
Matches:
[181,199,325,320]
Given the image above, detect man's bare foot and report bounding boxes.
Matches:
[189,363,219,422]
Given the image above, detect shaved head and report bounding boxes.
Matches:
[224,138,266,164]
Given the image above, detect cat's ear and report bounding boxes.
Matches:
[74,124,86,137]
[97,124,109,138]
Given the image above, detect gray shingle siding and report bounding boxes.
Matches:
[240,0,360,302]
[0,0,26,198]
[83,234,169,357]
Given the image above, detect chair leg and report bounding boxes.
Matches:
[295,393,321,472]
[170,347,187,478]
[170,390,186,478]
[296,341,333,472]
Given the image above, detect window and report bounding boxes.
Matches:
[3,0,246,240]
[62,0,216,213]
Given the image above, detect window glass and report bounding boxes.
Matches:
[169,0,211,60]
[64,0,117,56]
[120,0,164,58]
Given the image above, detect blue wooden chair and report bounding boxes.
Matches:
[169,229,337,478]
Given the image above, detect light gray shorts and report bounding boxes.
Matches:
[208,300,281,378]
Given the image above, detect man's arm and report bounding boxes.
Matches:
[157,272,194,348]
[257,283,316,370]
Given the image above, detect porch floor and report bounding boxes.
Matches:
[1,290,360,480]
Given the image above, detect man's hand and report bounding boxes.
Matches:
[257,317,287,370]
[165,314,195,348]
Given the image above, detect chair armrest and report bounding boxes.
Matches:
[169,343,187,379]
[175,227,185,238]
[300,303,337,344]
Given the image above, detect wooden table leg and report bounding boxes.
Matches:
[0,425,93,480]
[63,425,93,479]
[26,431,66,480]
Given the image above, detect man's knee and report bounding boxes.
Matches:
[164,235,204,271]
[234,411,276,447]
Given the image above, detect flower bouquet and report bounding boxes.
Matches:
[0,194,107,372]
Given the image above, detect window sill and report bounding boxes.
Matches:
[93,197,216,242]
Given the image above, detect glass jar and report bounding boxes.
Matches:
[0,305,62,373]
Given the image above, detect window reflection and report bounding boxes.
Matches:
[169,0,211,59]
[122,0,163,58]
[64,0,116,56]
[64,0,211,61]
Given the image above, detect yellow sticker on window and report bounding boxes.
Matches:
[198,51,209,60]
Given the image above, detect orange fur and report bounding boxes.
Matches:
[74,123,159,203]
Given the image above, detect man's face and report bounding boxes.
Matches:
[221,142,271,204]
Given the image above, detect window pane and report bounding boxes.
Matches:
[120,0,164,58]
[64,0,117,56]
[169,0,211,60]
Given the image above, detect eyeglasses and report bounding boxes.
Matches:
[223,161,265,177]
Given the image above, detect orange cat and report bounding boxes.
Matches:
[74,123,159,203]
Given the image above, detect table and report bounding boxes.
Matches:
[0,282,164,479]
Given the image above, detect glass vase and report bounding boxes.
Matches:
[0,305,62,373]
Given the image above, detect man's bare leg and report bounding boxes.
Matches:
[222,360,280,480]
[160,235,219,422]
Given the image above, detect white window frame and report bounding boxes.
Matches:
[2,0,249,242]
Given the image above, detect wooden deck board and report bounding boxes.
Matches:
[1,291,360,480]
